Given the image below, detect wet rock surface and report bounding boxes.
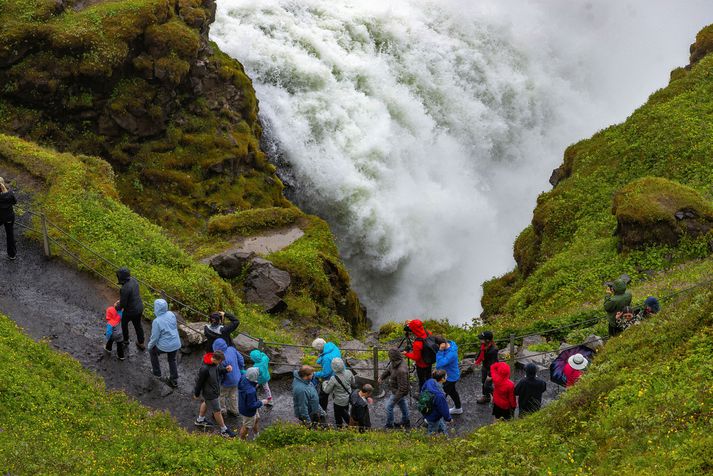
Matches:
[0,229,565,435]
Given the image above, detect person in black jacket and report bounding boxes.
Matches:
[193,350,236,438]
[515,363,547,416]
[204,311,240,350]
[349,384,373,432]
[474,331,499,404]
[0,177,17,260]
[115,267,145,350]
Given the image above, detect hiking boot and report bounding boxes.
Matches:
[220,427,237,438]
[450,407,463,415]
[385,423,395,429]
[136,342,146,351]
[194,418,213,428]
[161,377,178,388]
[118,356,126,361]
[476,395,491,404]
[401,421,411,429]
[7,255,16,261]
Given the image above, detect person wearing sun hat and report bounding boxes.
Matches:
[563,353,588,388]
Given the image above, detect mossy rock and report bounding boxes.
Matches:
[208,207,301,236]
[612,176,713,251]
[480,270,521,320]
[689,24,713,66]
[513,225,539,277]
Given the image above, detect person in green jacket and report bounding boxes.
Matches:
[604,278,632,337]
[249,349,273,406]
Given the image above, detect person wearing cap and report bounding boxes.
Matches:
[204,310,240,351]
[115,267,145,350]
[474,330,499,404]
[0,176,17,260]
[604,278,632,337]
[311,337,342,411]
[194,349,236,437]
[514,363,547,416]
[147,299,182,388]
[238,367,268,440]
[563,353,588,387]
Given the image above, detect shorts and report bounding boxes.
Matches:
[241,411,260,429]
[203,398,221,415]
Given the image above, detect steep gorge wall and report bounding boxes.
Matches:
[0,0,366,333]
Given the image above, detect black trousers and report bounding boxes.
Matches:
[443,380,462,409]
[481,367,493,396]
[105,338,125,359]
[416,365,432,392]
[3,219,15,258]
[609,323,623,338]
[149,346,179,383]
[334,403,350,428]
[121,311,145,344]
[319,388,329,411]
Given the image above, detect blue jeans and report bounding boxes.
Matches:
[427,418,447,435]
[385,394,410,426]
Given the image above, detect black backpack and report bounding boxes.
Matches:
[417,335,439,365]
[417,390,434,416]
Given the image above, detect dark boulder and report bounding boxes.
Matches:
[209,251,255,279]
[244,258,291,313]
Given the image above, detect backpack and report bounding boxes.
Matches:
[416,335,439,365]
[417,390,434,416]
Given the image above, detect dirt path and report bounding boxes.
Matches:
[0,185,564,435]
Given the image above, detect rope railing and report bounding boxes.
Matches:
[14,202,713,371]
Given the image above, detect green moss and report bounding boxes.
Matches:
[512,225,538,276]
[208,207,301,236]
[613,176,713,226]
[480,271,521,320]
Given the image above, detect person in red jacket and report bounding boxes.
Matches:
[474,331,499,404]
[490,362,516,421]
[563,353,588,387]
[402,319,433,392]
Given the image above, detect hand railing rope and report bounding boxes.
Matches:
[14,202,713,360]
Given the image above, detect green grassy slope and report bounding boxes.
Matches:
[480,31,713,333]
[1,281,710,475]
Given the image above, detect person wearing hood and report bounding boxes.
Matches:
[514,363,547,416]
[147,299,181,388]
[403,319,435,391]
[422,370,452,435]
[194,350,235,437]
[474,330,499,404]
[213,338,243,416]
[563,353,588,388]
[238,367,268,440]
[312,338,342,411]
[349,384,373,432]
[434,336,462,415]
[0,176,17,260]
[379,348,411,429]
[204,310,240,351]
[292,365,324,427]
[249,349,273,406]
[604,278,633,337]
[103,305,124,360]
[115,267,145,350]
[322,357,355,428]
[490,362,516,421]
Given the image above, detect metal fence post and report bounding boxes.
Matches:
[373,346,379,389]
[509,333,516,371]
[41,213,51,257]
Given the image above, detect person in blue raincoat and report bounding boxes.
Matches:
[434,335,462,414]
[249,349,273,405]
[311,338,342,411]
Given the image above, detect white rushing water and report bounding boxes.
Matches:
[212,0,713,324]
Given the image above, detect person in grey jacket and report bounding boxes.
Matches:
[379,348,411,428]
[322,358,355,428]
[292,365,324,427]
[148,299,182,387]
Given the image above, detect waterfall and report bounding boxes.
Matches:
[212,0,711,324]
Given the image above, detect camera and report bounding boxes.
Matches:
[403,324,411,334]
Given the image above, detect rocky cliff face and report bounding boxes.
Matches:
[0,0,367,334]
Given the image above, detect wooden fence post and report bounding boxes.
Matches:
[41,214,51,258]
[258,338,265,352]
